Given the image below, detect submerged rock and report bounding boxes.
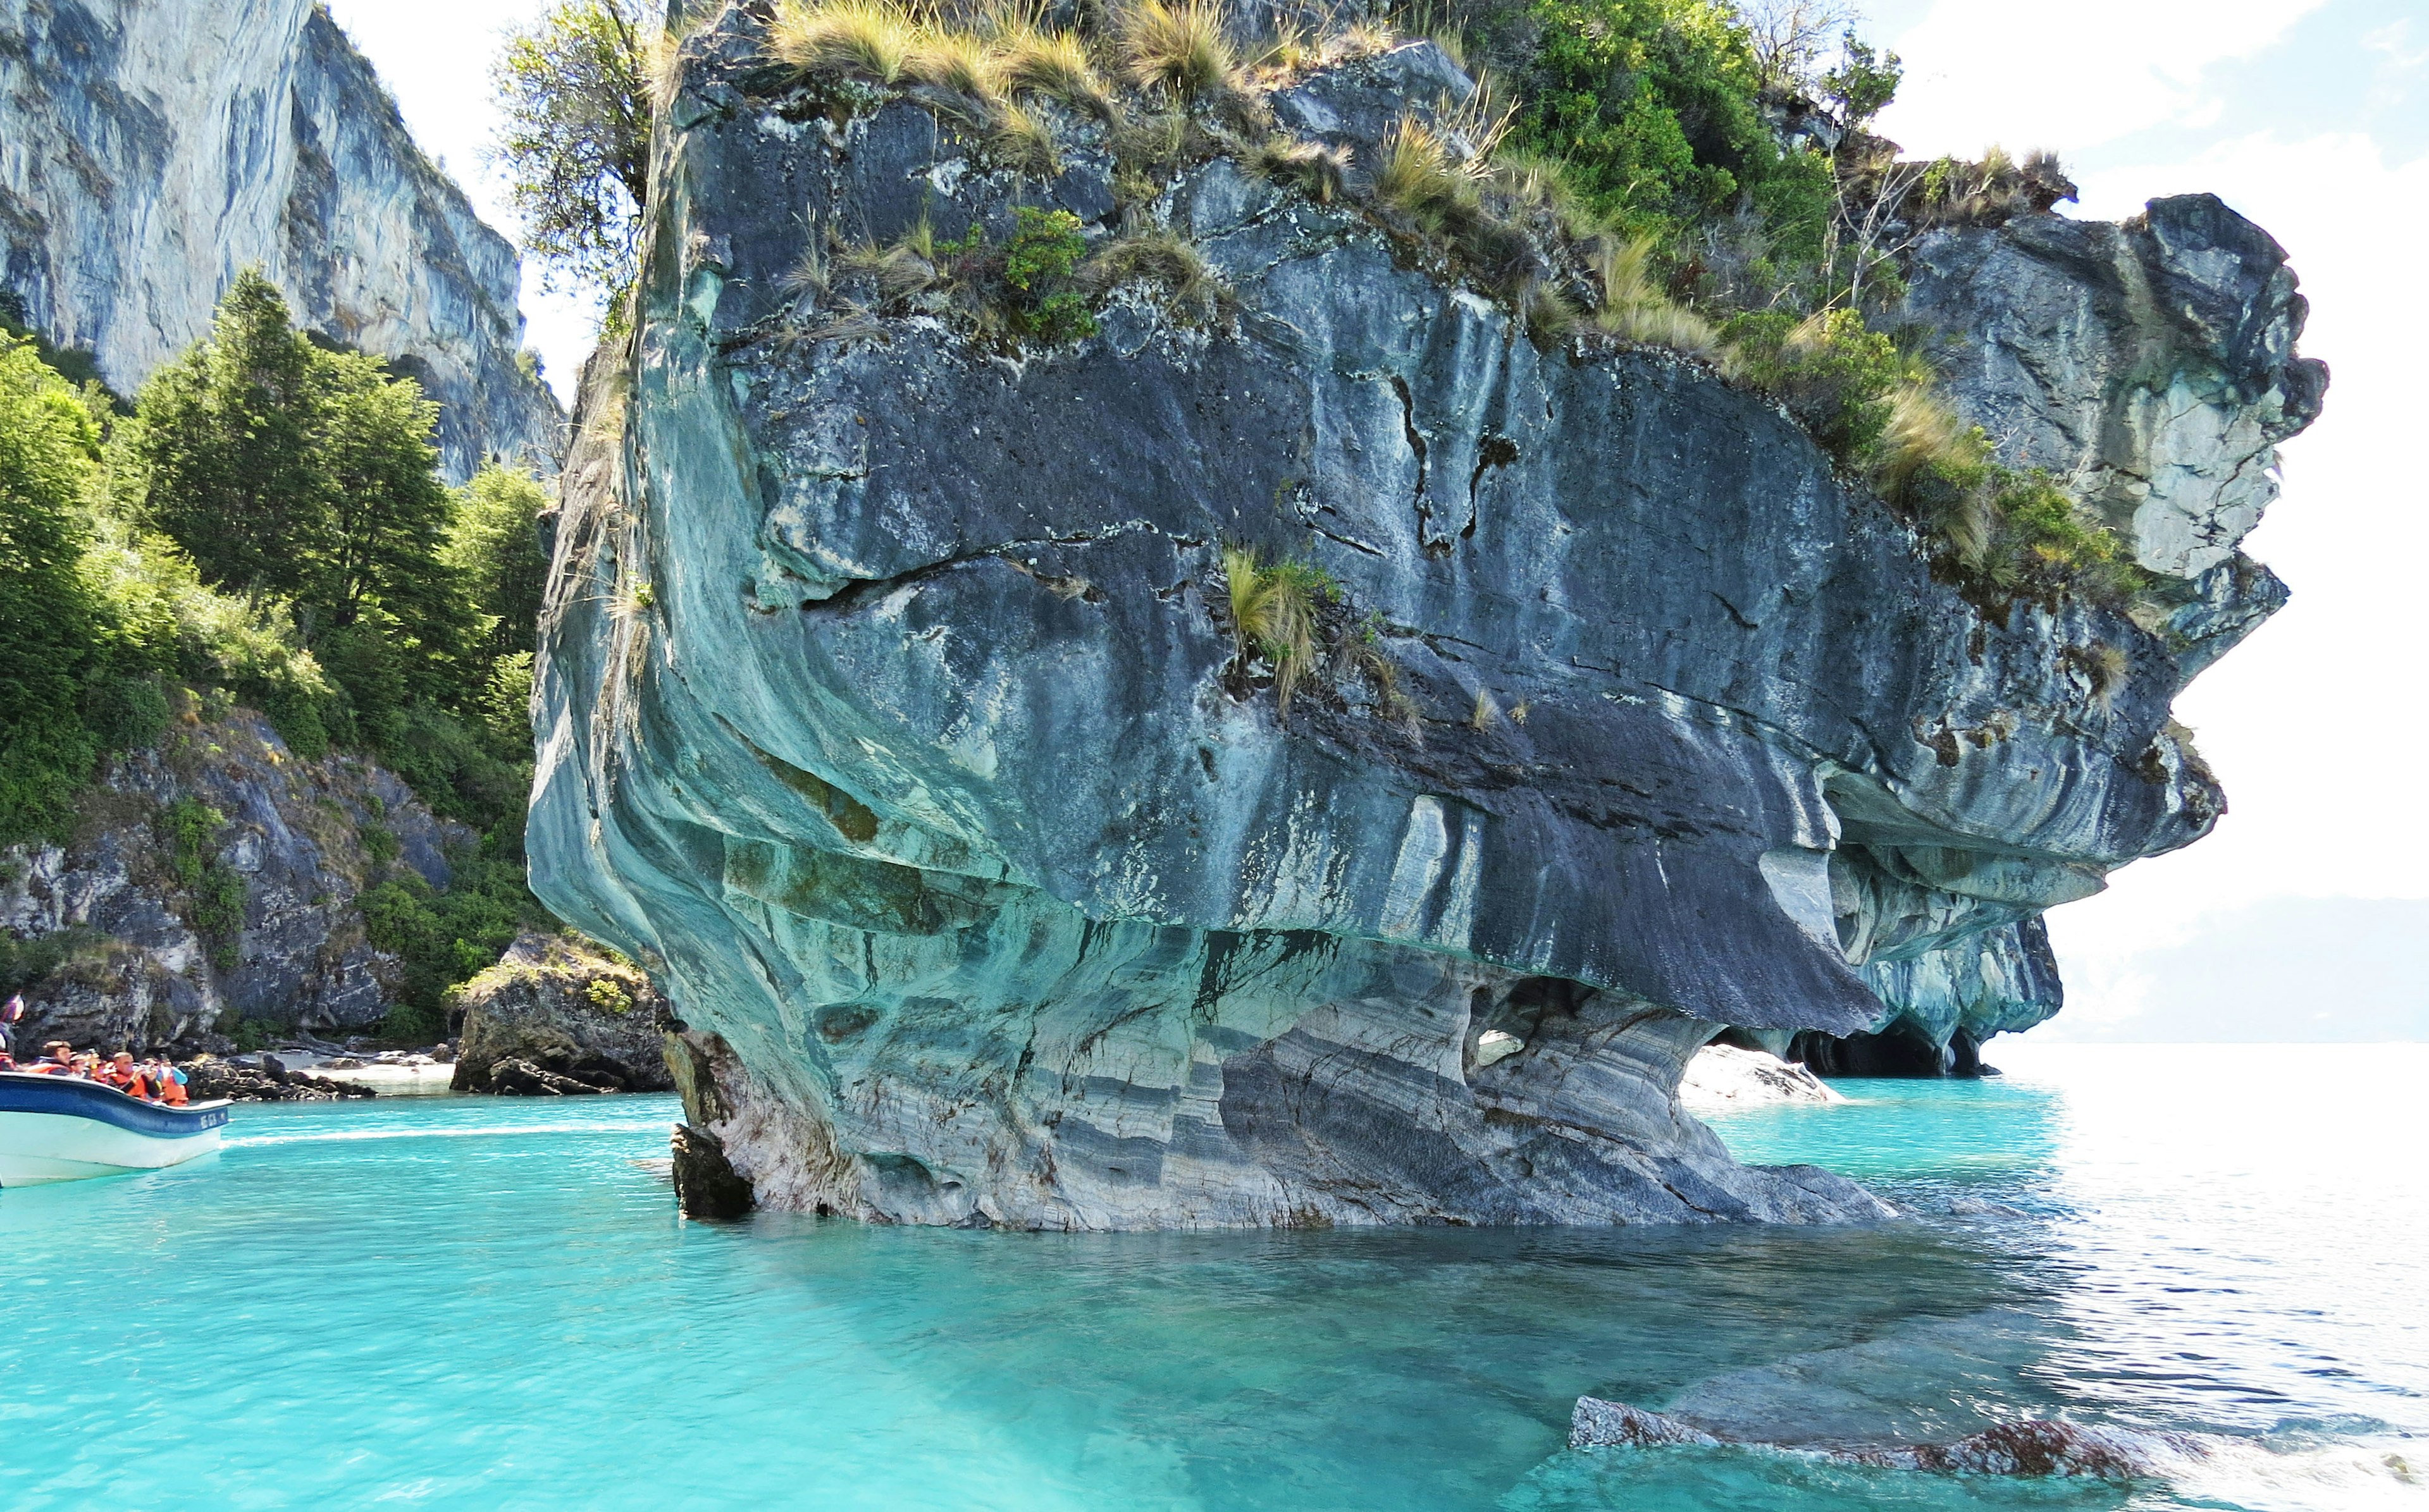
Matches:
[450,932,671,1093]
[1569,1394,2196,1484]
[1569,1399,1721,1451]
[486,1057,605,1097]
[527,16,2319,1228]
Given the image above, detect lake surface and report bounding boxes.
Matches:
[2,1043,2421,1509]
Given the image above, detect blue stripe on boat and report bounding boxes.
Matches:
[0,1074,229,1136]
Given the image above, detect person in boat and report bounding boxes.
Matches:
[104,1051,158,1099]
[1,991,20,1060]
[154,1059,190,1105]
[24,1042,81,1075]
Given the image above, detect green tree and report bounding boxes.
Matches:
[493,1,663,297]
[132,274,481,726]
[445,464,553,663]
[0,335,109,841]
[130,271,328,602]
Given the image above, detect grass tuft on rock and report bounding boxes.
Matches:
[1120,0,1239,101]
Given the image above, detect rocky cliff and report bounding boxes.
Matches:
[1,706,466,1050]
[0,0,560,478]
[528,10,2321,1228]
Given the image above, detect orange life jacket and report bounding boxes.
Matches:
[159,1075,189,1105]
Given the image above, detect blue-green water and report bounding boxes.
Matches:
[2,1043,2422,1509]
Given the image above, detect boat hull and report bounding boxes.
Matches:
[0,1074,230,1186]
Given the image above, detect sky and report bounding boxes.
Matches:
[328,0,2428,1040]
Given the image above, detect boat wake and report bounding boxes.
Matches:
[225,1118,674,1148]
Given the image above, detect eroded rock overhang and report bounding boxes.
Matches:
[527,12,2320,1226]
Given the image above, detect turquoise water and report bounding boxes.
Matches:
[1,1043,2422,1509]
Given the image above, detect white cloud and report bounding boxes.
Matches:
[1874,0,2330,158]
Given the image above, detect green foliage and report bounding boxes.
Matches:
[1821,33,1902,127]
[493,0,663,296]
[446,464,553,663]
[159,799,246,969]
[0,926,107,998]
[0,335,109,842]
[1719,308,1912,459]
[1003,208,1097,344]
[1505,0,1834,259]
[132,273,482,728]
[362,827,545,1042]
[586,977,636,1016]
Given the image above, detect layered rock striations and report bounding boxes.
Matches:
[529,13,2321,1227]
[0,0,560,477]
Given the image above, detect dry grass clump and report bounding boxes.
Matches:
[988,101,1063,174]
[1222,544,1338,716]
[1589,236,1719,356]
[1869,383,1980,503]
[1901,145,2078,228]
[1120,0,1239,101]
[837,222,944,304]
[770,0,918,83]
[2071,642,2132,711]
[772,0,1110,145]
[1250,135,1350,202]
[1001,27,1111,116]
[1373,116,1474,224]
[1083,230,1224,319]
[906,28,1004,102]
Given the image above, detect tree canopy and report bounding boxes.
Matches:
[492,0,663,298]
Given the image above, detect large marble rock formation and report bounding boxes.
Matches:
[528,13,2320,1227]
[1,711,466,1050]
[0,0,560,477]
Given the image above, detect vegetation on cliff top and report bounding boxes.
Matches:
[0,275,557,1040]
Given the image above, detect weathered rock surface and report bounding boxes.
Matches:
[0,0,560,477]
[450,931,671,1093]
[1905,195,2327,582]
[528,17,2318,1227]
[2,711,467,1052]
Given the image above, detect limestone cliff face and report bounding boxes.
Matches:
[0,0,560,478]
[528,13,2320,1228]
[2,710,466,1050]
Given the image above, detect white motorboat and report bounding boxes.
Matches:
[0,1071,231,1186]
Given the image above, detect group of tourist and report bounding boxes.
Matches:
[0,995,190,1103]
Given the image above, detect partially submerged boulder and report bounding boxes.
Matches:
[180,1053,376,1102]
[450,933,670,1093]
[671,1122,757,1219]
